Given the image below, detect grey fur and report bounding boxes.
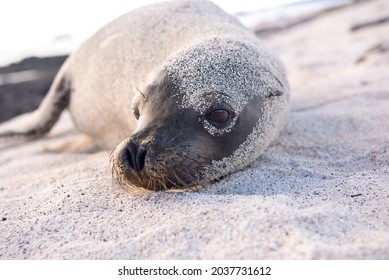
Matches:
[0,0,290,191]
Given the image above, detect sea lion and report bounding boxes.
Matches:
[0,0,289,192]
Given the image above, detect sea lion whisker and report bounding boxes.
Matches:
[135,87,146,99]
[176,164,199,180]
[181,154,204,165]
[144,176,152,191]
[162,166,190,189]
[159,146,191,153]
[166,132,185,145]
[159,172,169,191]
[163,174,181,189]
[159,176,168,191]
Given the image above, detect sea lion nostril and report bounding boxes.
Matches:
[125,147,135,170]
[137,148,147,172]
[126,141,147,174]
[128,142,138,173]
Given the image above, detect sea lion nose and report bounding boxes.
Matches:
[126,141,147,174]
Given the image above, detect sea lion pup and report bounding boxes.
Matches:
[0,0,289,192]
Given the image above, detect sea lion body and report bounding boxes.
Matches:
[0,0,289,191]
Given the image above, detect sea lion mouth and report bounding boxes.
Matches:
[110,138,214,193]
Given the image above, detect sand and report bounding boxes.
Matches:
[0,0,388,259]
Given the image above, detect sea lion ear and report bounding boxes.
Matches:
[265,90,284,97]
[262,75,286,97]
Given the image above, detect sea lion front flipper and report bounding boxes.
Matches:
[0,70,71,143]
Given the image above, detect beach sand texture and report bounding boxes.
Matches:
[0,0,388,259]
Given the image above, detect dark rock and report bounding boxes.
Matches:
[0,55,68,122]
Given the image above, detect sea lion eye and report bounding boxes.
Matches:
[132,107,140,120]
[206,109,230,126]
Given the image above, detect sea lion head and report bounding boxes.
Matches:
[112,38,289,192]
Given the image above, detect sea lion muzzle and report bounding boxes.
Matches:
[124,140,147,175]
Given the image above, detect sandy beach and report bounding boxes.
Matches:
[0,0,388,259]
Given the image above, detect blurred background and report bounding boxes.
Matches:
[0,0,356,66]
[0,0,357,122]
